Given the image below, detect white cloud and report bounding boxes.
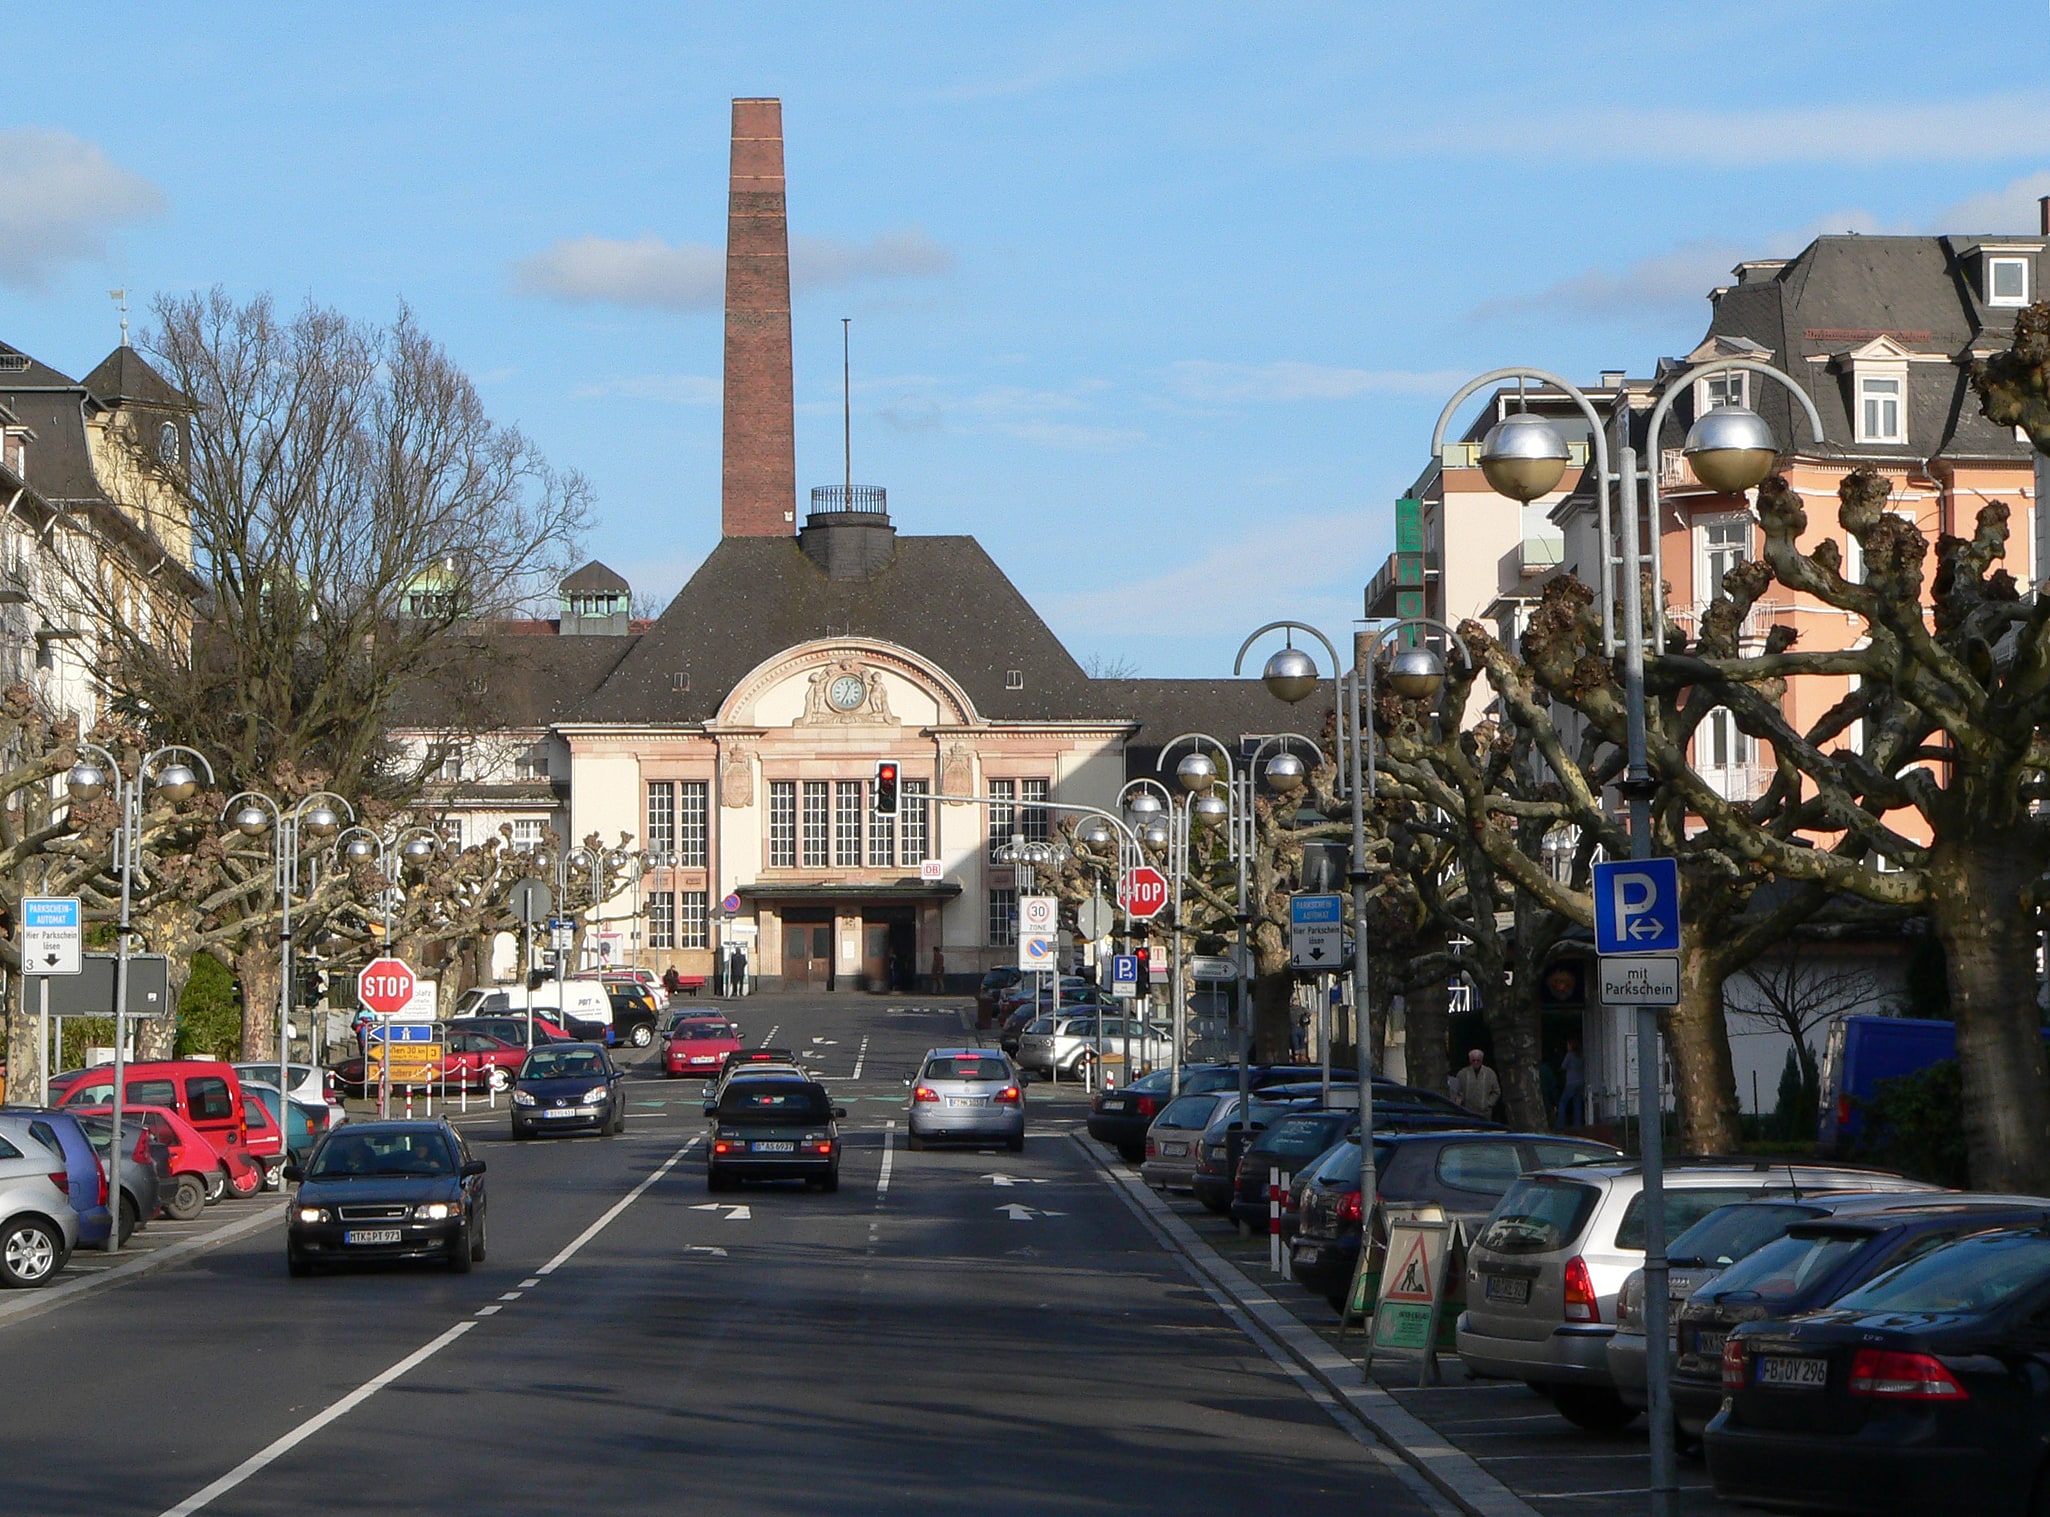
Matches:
[571,373,720,405]
[1379,94,2050,167]
[1937,171,2050,233]
[1044,510,1370,637]
[874,377,1144,451]
[515,229,952,311]
[513,234,723,310]
[1166,359,1468,403]
[0,128,164,291]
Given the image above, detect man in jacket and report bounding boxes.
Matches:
[1450,1048,1501,1119]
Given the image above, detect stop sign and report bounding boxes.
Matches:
[357,956,417,1016]
[1118,866,1170,920]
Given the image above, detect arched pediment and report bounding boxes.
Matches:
[716,638,980,729]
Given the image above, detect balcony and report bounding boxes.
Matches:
[1699,763,1771,803]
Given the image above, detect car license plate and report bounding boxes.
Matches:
[1693,1329,1727,1360]
[1484,1275,1531,1305]
[947,1097,987,1108]
[542,1107,583,1118]
[1756,1355,1828,1388]
[345,1229,401,1245]
[753,1140,795,1152]
[1103,1098,1127,1111]
[1162,1141,1188,1157]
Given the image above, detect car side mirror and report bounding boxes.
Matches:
[902,1075,912,1086]
[459,1159,486,1178]
[702,1102,718,1117]
[282,1164,303,1184]
[834,1107,848,1120]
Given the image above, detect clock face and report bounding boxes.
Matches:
[829,674,866,711]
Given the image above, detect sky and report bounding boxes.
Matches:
[6,2,2050,676]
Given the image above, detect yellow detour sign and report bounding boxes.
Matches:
[369,1042,444,1085]
[1366,1217,1453,1385]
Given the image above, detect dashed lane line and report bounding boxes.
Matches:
[760,1024,782,1047]
[875,1121,895,1204]
[156,1136,700,1517]
[852,1035,869,1079]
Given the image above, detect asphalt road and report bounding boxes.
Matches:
[0,995,1435,1517]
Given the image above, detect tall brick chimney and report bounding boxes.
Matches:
[721,97,798,537]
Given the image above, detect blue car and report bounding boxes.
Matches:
[0,1107,115,1247]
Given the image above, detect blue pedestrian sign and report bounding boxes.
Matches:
[1110,953,1139,997]
[1593,857,1681,955]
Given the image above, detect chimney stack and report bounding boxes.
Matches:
[721,98,797,537]
[2038,194,2049,237]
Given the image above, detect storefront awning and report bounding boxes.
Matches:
[736,880,962,903]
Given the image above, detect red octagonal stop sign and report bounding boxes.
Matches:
[357,956,417,1015]
[1118,866,1170,920]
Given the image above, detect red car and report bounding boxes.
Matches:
[665,1019,744,1078]
[71,1104,260,1219]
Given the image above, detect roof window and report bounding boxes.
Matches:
[1988,255,2031,307]
[671,672,689,692]
[1857,374,1905,445]
[1005,670,1024,690]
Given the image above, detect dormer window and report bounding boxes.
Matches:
[1858,374,1904,444]
[1696,370,1748,413]
[1988,255,2031,307]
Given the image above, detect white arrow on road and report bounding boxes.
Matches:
[996,1203,1066,1221]
[982,1173,1046,1187]
[681,1245,729,1257]
[810,1037,838,1045]
[689,1203,752,1220]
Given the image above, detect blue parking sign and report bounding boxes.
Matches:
[1593,857,1681,955]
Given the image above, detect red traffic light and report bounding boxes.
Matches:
[873,760,900,818]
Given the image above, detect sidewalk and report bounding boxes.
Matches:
[1072,1132,1737,1517]
[0,1191,282,1331]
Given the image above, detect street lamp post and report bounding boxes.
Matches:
[1431,360,1823,1517]
[336,823,440,1117]
[226,790,354,1149]
[67,743,214,1253]
[1246,732,1329,1097]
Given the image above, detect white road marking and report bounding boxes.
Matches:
[876,1121,895,1203]
[688,1203,751,1220]
[518,1277,541,1288]
[536,1136,700,1276]
[982,1173,1044,1187]
[996,1203,1065,1220]
[156,1322,476,1517]
[851,1035,868,1079]
[474,1305,501,1317]
[681,1244,729,1257]
[497,1291,522,1301]
[760,1024,782,1046]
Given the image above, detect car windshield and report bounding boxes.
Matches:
[719,1083,832,1123]
[1254,1115,1353,1161]
[1669,1202,1829,1269]
[1615,1187,1768,1251]
[1703,1229,1870,1302]
[923,1057,1011,1081]
[309,1129,454,1178]
[521,1049,606,1080]
[1156,1094,1223,1130]
[1126,1070,1174,1095]
[1477,1178,1601,1255]
[673,1025,734,1041]
[1829,1230,2050,1315]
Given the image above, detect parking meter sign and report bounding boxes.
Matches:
[1593,857,1680,955]
[1111,953,1139,998]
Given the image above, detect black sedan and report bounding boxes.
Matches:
[511,1044,627,1138]
[1229,1109,1359,1232]
[1671,1198,2050,1437]
[705,1076,845,1192]
[285,1120,486,1276]
[1707,1227,2050,1514]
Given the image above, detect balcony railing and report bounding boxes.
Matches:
[1441,439,1591,472]
[810,485,887,513]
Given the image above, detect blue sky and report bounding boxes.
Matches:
[6,2,2050,675]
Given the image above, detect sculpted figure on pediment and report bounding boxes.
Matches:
[797,658,900,727]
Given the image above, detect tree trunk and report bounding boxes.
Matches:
[1405,951,1451,1099]
[1252,970,1295,1063]
[1927,840,2050,1193]
[236,940,283,1063]
[6,978,41,1104]
[1492,936,1548,1131]
[1672,923,1744,1154]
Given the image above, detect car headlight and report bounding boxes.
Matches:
[295,1206,326,1225]
[415,1202,457,1221]
[583,1086,610,1105]
[512,1089,537,1107]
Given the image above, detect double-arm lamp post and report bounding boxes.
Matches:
[64,744,214,1254]
[1432,359,1824,1515]
[225,790,355,1150]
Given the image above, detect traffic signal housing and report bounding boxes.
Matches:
[873,760,900,817]
[1134,946,1151,984]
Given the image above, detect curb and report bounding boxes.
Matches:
[0,1201,285,1333]
[1071,1133,1539,1517]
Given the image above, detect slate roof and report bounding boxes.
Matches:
[560,559,630,595]
[1661,234,2042,465]
[81,346,185,410]
[1093,678,1337,779]
[575,534,1097,724]
[391,631,640,730]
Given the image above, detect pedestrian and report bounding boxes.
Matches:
[733,946,748,996]
[1291,1011,1310,1064]
[663,965,682,1000]
[1556,1037,1587,1129]
[1450,1048,1502,1119]
[929,946,946,996]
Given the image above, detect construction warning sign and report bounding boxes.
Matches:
[1370,1218,1452,1358]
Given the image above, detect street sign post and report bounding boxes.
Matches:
[1598,954,1681,1007]
[918,860,944,883]
[1076,895,1115,940]
[357,957,417,1016]
[1117,867,1169,920]
[1593,857,1680,955]
[1189,955,1236,983]
[1018,895,1057,973]
[22,897,81,977]
[1289,893,1343,970]
[507,879,553,925]
[1110,953,1138,998]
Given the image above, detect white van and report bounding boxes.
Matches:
[451,979,613,1037]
